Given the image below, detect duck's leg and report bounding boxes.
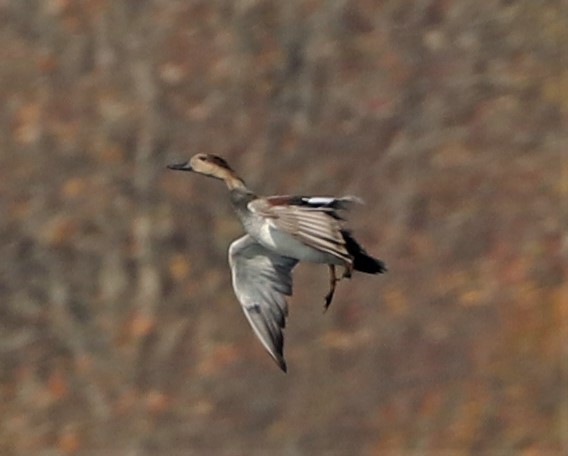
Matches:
[342,261,353,279]
[323,265,338,312]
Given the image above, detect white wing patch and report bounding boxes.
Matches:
[303,197,336,205]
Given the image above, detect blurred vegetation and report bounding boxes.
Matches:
[0,0,566,454]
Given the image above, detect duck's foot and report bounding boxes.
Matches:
[323,265,338,312]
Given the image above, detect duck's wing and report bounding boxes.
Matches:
[249,196,358,263]
[228,234,298,372]
[263,195,362,219]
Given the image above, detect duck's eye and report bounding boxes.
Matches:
[199,156,206,161]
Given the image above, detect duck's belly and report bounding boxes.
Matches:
[255,223,344,265]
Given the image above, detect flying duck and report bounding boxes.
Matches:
[168,154,386,372]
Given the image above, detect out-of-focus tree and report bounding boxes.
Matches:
[0,0,565,454]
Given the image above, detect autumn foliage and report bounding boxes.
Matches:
[0,0,565,454]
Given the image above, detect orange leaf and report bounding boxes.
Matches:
[48,370,67,399]
[129,313,155,339]
[61,177,85,199]
[58,427,80,455]
[146,390,169,413]
[169,254,191,281]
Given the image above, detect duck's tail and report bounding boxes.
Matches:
[341,230,387,274]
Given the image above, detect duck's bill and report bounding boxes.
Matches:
[167,161,192,171]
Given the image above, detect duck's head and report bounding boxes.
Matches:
[168,153,234,180]
[168,153,248,191]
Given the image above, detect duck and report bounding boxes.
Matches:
[168,153,387,372]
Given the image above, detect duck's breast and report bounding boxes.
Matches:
[256,221,343,265]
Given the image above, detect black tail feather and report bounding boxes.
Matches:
[341,230,387,274]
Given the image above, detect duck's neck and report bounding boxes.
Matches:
[224,173,249,192]
[229,184,257,225]
[219,167,256,202]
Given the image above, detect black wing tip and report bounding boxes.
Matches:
[374,260,388,274]
[278,358,288,373]
[353,256,388,274]
[341,230,387,274]
[271,351,287,372]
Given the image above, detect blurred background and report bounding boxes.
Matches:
[0,0,566,454]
